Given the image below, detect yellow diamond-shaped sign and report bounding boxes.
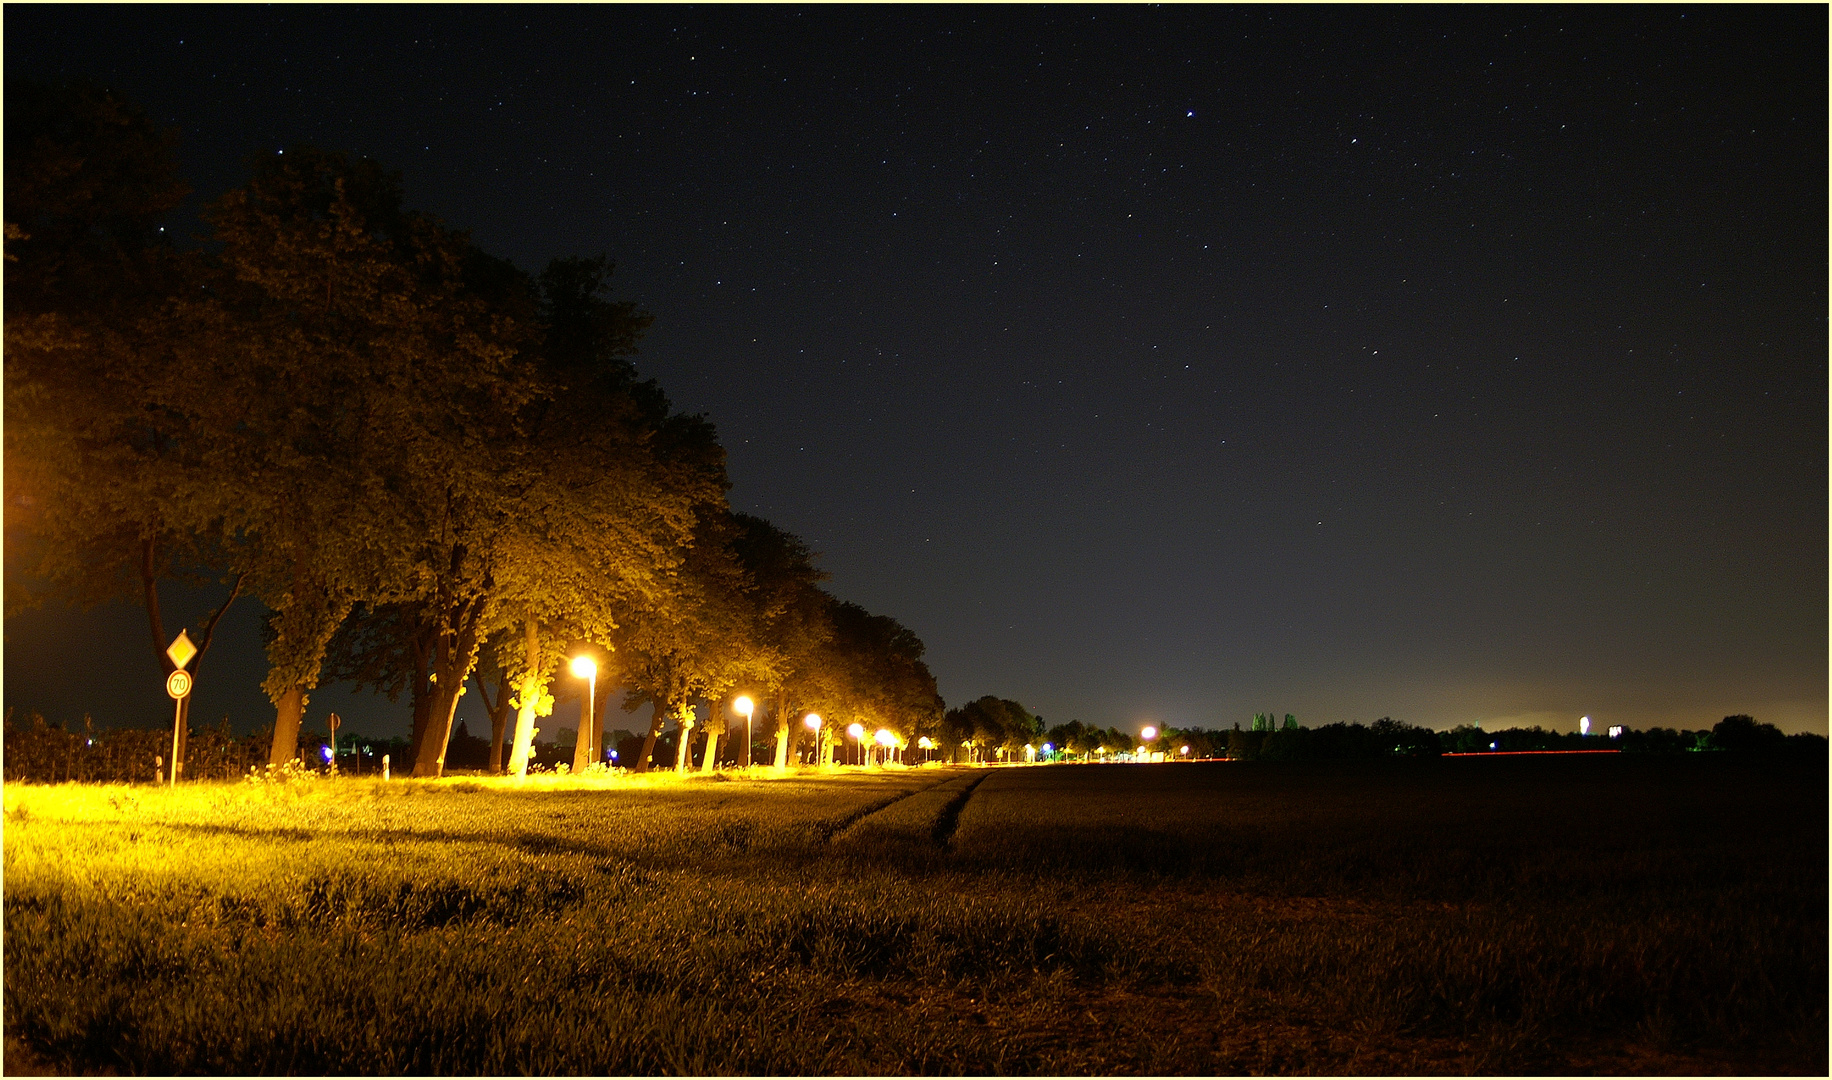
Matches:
[166,630,197,670]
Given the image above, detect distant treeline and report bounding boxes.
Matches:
[1118,714,1825,763]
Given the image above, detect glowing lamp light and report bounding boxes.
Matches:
[804,713,823,730]
[1042,743,1053,753]
[917,736,934,749]
[874,728,896,747]
[847,722,865,740]
[734,696,754,718]
[1141,726,1157,741]
[569,655,597,679]
[1180,745,1190,756]
[1580,715,1591,736]
[321,746,334,762]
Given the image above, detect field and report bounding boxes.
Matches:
[4,756,1824,1075]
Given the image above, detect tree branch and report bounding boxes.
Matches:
[141,536,172,675]
[191,571,246,672]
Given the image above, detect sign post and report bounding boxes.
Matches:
[164,667,192,788]
[327,712,341,772]
[164,631,198,785]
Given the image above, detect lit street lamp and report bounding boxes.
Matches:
[847,722,865,766]
[874,728,896,766]
[735,696,755,768]
[805,713,823,765]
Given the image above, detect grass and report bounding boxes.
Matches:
[5,756,1824,1074]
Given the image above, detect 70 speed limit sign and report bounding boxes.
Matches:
[166,669,193,699]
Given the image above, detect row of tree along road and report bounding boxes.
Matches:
[6,82,955,778]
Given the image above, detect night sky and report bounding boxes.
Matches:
[6,7,1825,740]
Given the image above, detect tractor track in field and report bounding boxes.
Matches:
[930,770,989,848]
[826,769,991,849]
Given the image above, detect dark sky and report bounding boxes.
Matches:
[6,6,1826,740]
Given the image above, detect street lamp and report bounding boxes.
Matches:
[734,696,754,768]
[570,655,597,773]
[804,713,823,765]
[847,722,865,766]
[1142,725,1157,742]
[874,728,896,766]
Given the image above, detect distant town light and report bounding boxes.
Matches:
[1580,715,1591,736]
[1141,726,1158,741]
[1180,745,1190,755]
[1608,725,1623,739]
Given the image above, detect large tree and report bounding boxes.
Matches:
[726,514,831,768]
[4,81,244,771]
[615,509,765,773]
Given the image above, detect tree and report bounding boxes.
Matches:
[616,509,760,773]
[726,514,830,768]
[4,81,245,774]
[1711,714,1786,753]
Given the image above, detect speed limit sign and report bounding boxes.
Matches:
[166,669,193,699]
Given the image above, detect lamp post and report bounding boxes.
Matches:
[570,655,597,774]
[874,728,896,766]
[804,713,822,766]
[847,722,865,767]
[735,695,754,768]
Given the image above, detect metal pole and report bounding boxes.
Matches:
[169,698,182,788]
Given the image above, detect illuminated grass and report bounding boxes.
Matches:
[5,758,1823,1074]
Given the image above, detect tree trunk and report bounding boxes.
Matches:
[411,596,489,779]
[701,729,721,773]
[413,670,468,778]
[570,676,596,774]
[408,637,435,760]
[674,716,695,773]
[636,695,669,774]
[484,672,512,773]
[589,682,609,765]
[269,685,307,767]
[506,620,543,778]
[772,690,791,768]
